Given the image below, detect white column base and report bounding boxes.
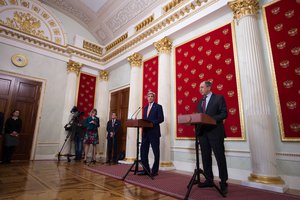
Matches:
[118,160,134,164]
[241,180,288,193]
[160,166,176,171]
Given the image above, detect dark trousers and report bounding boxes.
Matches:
[198,134,228,183]
[141,135,160,174]
[74,135,83,160]
[106,136,118,162]
[2,146,16,163]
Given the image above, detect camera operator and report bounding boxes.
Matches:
[74,118,85,161]
[83,108,99,164]
[63,106,84,161]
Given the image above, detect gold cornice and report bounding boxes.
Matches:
[135,15,154,32]
[228,0,260,21]
[0,26,104,63]
[163,0,185,12]
[128,52,143,67]
[99,70,109,81]
[248,173,285,185]
[154,36,172,54]
[1,0,216,64]
[67,60,81,76]
[102,0,211,63]
[83,40,103,55]
[106,32,128,52]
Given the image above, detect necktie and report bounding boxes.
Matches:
[147,104,151,117]
[112,119,115,127]
[202,95,207,113]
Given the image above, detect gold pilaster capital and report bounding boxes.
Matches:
[228,0,260,21]
[128,53,143,67]
[99,70,109,81]
[67,60,81,76]
[154,37,172,54]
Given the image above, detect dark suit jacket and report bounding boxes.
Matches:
[106,119,121,139]
[0,112,4,134]
[196,93,228,139]
[143,102,164,138]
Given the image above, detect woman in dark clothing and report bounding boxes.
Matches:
[2,110,22,164]
[83,108,99,164]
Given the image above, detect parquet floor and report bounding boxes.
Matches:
[0,160,176,200]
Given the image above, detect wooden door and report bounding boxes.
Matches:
[0,73,42,160]
[109,88,129,158]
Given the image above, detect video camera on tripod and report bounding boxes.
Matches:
[58,106,84,162]
[64,106,84,131]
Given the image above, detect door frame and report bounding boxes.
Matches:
[105,84,130,157]
[0,70,46,160]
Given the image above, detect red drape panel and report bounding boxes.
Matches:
[175,23,243,140]
[264,0,300,140]
[142,56,159,114]
[76,73,97,118]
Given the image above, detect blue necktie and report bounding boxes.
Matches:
[202,95,207,113]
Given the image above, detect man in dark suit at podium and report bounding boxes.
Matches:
[196,81,228,194]
[139,91,164,176]
[106,112,121,164]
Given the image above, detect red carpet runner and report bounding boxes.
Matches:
[87,164,300,200]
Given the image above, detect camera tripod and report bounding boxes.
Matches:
[58,121,76,162]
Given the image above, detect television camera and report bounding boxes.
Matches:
[58,106,84,162]
[64,106,84,131]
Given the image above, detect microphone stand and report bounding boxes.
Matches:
[130,107,141,119]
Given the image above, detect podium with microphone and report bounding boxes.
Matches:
[122,107,153,180]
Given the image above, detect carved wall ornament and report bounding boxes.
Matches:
[0,0,66,45]
[128,52,143,67]
[67,60,82,76]
[106,0,157,33]
[228,0,260,21]
[99,70,109,81]
[154,37,172,54]
[0,11,48,39]
[11,53,28,67]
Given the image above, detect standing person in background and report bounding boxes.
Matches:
[196,81,228,195]
[106,112,121,164]
[0,112,4,134]
[2,110,22,164]
[139,91,164,177]
[83,108,99,164]
[74,119,85,161]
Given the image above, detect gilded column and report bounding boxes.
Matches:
[60,60,81,156]
[154,37,174,169]
[229,0,285,191]
[95,70,109,159]
[124,53,143,163]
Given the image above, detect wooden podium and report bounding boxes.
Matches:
[178,113,225,199]
[178,113,216,125]
[125,119,153,128]
[122,119,153,180]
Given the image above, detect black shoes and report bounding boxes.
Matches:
[137,171,148,176]
[198,180,214,188]
[219,182,228,195]
[151,172,158,177]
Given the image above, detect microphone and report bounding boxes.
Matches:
[134,107,143,119]
[130,107,141,119]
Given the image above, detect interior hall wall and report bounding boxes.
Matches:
[0,43,68,159]
[167,0,300,188]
